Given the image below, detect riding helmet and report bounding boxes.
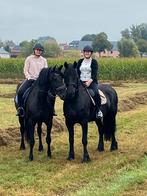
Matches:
[33,43,44,51]
[83,45,93,52]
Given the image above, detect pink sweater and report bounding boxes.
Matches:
[24,55,48,80]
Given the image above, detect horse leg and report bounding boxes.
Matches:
[46,119,53,159]
[28,119,35,161]
[110,117,118,151]
[81,121,91,163]
[66,119,75,160]
[19,117,25,150]
[96,119,104,152]
[37,122,43,152]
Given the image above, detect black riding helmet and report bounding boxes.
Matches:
[33,43,44,52]
[83,45,93,52]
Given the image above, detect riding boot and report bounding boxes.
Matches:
[16,97,25,117]
[94,94,103,119]
[16,106,25,117]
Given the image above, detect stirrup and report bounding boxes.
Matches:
[16,107,25,117]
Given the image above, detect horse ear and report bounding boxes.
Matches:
[52,65,57,72]
[58,65,63,71]
[64,62,68,69]
[73,61,77,68]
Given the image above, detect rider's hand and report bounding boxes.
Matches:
[84,79,93,87]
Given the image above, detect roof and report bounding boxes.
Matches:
[0,47,10,54]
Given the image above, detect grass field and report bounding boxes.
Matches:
[0,82,147,196]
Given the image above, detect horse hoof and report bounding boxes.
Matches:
[97,147,104,152]
[47,154,52,159]
[20,145,25,150]
[97,145,104,152]
[38,146,44,152]
[110,146,118,151]
[110,142,118,151]
[81,156,91,163]
[67,157,74,161]
[29,156,33,161]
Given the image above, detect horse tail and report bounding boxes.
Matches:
[104,86,118,141]
[24,119,30,143]
[103,114,116,141]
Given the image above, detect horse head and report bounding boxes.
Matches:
[49,65,66,100]
[37,66,66,100]
[64,61,79,99]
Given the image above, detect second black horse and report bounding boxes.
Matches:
[15,66,66,161]
[63,62,118,163]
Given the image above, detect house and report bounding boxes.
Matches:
[69,40,80,49]
[59,43,69,50]
[95,41,119,58]
[69,40,92,50]
[10,45,21,58]
[0,47,10,58]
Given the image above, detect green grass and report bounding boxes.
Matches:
[0,82,147,195]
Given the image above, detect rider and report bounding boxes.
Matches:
[16,43,48,117]
[77,45,103,119]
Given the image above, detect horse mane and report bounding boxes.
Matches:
[36,67,52,88]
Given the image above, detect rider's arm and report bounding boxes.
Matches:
[24,57,31,80]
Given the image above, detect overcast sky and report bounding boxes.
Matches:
[0,0,147,44]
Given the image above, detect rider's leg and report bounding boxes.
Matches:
[16,80,34,117]
[89,82,103,119]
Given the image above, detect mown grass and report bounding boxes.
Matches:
[0,82,147,195]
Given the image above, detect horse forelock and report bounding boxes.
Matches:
[64,63,78,84]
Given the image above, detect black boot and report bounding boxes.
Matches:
[16,107,25,117]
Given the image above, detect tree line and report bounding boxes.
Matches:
[81,23,147,57]
[0,23,147,57]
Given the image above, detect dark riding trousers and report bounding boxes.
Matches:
[17,79,35,106]
[81,81,101,108]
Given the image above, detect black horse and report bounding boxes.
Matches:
[63,62,118,163]
[15,66,66,161]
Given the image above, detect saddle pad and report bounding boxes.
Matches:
[99,89,107,105]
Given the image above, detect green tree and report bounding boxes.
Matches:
[20,40,36,57]
[121,28,131,39]
[118,38,139,57]
[81,34,96,41]
[130,23,147,42]
[43,42,61,57]
[137,39,147,56]
[92,32,112,54]
[4,45,11,52]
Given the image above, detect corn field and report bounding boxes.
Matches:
[0,58,147,80]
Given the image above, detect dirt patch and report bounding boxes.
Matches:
[0,79,22,84]
[0,93,15,98]
[0,117,66,147]
[119,92,147,112]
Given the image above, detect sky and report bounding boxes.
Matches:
[0,0,147,44]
